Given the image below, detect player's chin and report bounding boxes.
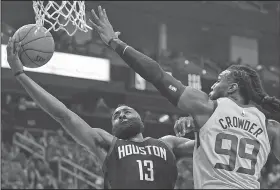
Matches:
[114,120,144,139]
[114,127,140,139]
[208,91,214,100]
[209,91,219,100]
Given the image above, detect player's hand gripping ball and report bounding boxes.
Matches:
[174,116,195,137]
[6,37,23,75]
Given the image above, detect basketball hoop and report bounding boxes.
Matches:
[33,1,92,36]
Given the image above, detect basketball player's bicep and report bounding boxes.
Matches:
[90,128,114,151]
[178,86,214,115]
[61,110,114,152]
[269,120,280,161]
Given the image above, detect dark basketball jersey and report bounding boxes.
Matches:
[102,137,178,189]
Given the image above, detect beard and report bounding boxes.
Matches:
[112,118,144,140]
[208,91,214,100]
[209,90,224,101]
[208,92,217,101]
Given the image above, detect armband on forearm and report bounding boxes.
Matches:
[154,72,186,106]
[110,38,186,106]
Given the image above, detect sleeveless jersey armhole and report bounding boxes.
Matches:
[102,136,118,174]
[157,138,178,189]
[266,119,274,149]
[193,99,218,147]
[193,99,218,131]
[158,138,177,162]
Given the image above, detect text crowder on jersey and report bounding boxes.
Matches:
[218,116,263,138]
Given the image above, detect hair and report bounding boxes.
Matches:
[111,104,128,116]
[116,104,129,109]
[227,65,280,115]
[115,104,140,115]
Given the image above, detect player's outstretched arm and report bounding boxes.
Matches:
[160,136,195,160]
[89,6,215,117]
[267,119,280,161]
[6,37,114,155]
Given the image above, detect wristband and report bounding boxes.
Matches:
[122,46,130,55]
[14,70,24,77]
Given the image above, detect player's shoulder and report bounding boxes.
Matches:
[216,97,234,104]
[221,97,264,113]
[267,119,280,133]
[159,135,183,142]
[211,97,228,109]
[267,119,280,126]
[136,137,162,144]
[159,135,190,149]
[267,119,280,142]
[149,136,189,147]
[147,136,167,145]
[159,135,177,144]
[217,97,246,107]
[154,136,173,149]
[158,135,173,148]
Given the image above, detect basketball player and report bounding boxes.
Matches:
[6,37,195,189]
[174,89,280,189]
[89,6,280,189]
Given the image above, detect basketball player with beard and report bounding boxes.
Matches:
[6,37,194,189]
[89,6,280,189]
[174,71,280,189]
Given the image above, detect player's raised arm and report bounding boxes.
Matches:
[89,6,215,116]
[6,37,114,156]
[267,119,280,161]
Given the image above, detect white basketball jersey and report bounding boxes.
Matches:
[193,98,271,189]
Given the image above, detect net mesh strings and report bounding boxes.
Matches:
[33,1,92,36]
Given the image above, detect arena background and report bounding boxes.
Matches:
[1,1,280,189]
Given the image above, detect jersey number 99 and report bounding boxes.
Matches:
[137,160,154,181]
[214,132,260,176]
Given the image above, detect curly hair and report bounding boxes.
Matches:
[227,65,280,115]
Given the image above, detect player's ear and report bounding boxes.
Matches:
[228,83,239,94]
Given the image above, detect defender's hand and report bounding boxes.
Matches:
[6,37,23,75]
[89,5,121,45]
[174,117,195,137]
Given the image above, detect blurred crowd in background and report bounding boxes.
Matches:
[1,128,103,189]
[2,1,280,189]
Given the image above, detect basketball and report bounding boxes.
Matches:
[12,24,55,68]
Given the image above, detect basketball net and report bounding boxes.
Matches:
[33,1,92,36]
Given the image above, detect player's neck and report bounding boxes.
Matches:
[229,94,247,105]
[129,133,144,142]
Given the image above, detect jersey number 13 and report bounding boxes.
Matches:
[136,160,154,181]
